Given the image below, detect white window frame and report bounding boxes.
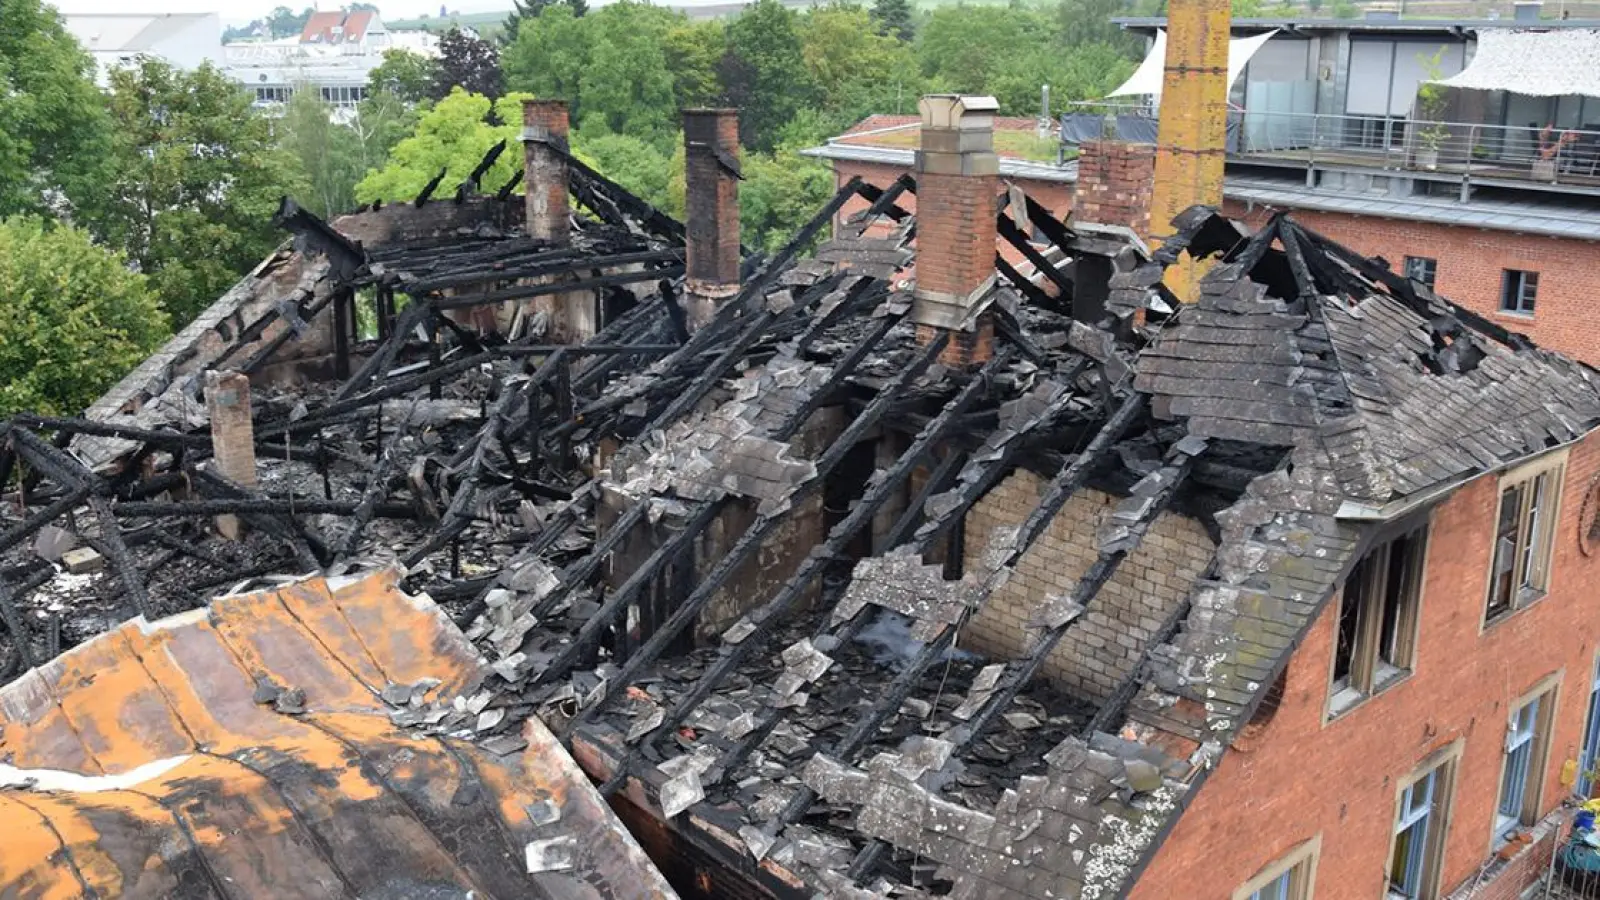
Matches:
[1492,675,1560,848]
[1484,451,1566,627]
[1233,835,1320,900]
[1386,741,1462,900]
[1579,653,1600,798]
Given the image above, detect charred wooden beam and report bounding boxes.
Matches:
[592,345,1010,793]
[532,325,945,695]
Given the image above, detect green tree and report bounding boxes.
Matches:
[502,0,588,44]
[100,60,305,328]
[1307,0,1323,12]
[575,128,676,211]
[871,0,915,42]
[916,5,1041,93]
[267,5,314,38]
[503,4,591,104]
[801,4,916,114]
[434,27,503,100]
[739,149,834,253]
[1232,0,1265,15]
[1056,0,1139,54]
[0,217,169,416]
[663,20,726,110]
[577,2,678,140]
[989,41,1136,115]
[1331,0,1358,16]
[277,86,412,220]
[721,0,816,151]
[0,0,113,221]
[355,90,526,203]
[369,48,440,103]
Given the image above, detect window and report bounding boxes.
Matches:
[1500,269,1538,315]
[1486,454,1565,624]
[1388,746,1460,900]
[1404,256,1437,289]
[1495,680,1557,845]
[1580,657,1600,798]
[1329,526,1428,717]
[1233,836,1320,900]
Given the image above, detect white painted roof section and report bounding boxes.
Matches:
[1106,29,1278,99]
[1434,28,1600,98]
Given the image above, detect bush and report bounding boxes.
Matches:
[0,217,169,415]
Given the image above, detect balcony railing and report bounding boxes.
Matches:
[1060,103,1600,192]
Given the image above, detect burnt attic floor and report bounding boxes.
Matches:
[0,152,1530,898]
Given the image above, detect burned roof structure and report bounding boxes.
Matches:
[1,96,1599,900]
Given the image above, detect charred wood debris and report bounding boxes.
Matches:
[0,134,1580,898]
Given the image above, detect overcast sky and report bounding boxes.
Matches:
[51,0,728,26]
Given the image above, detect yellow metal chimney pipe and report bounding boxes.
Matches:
[1148,0,1232,301]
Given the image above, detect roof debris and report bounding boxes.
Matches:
[0,133,1595,900]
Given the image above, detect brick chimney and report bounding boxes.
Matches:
[913,94,999,369]
[1072,140,1156,235]
[682,108,741,332]
[206,371,255,541]
[521,99,571,245]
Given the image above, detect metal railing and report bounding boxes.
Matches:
[1060,102,1600,190]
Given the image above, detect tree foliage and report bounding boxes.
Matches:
[434,27,504,100]
[721,0,815,152]
[370,48,441,103]
[0,217,168,416]
[503,5,592,106]
[871,0,915,42]
[801,4,916,114]
[99,60,305,328]
[504,1,689,146]
[354,90,526,204]
[502,0,588,44]
[0,0,113,221]
[266,5,314,39]
[279,87,415,219]
[662,20,726,111]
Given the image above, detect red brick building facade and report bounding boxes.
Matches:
[809,128,1600,899]
[1132,433,1600,899]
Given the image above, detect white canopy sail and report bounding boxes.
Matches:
[1107,29,1280,100]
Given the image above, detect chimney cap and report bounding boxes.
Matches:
[919,94,1000,130]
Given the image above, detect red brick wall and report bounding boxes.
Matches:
[1074,141,1155,234]
[1132,433,1600,900]
[1225,200,1600,366]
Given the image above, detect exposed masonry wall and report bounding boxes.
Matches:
[1223,201,1600,367]
[961,470,1214,702]
[1131,430,1600,900]
[696,407,844,640]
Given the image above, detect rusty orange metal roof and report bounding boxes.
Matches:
[0,569,678,900]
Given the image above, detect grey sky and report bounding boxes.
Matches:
[51,0,731,27]
[51,0,512,27]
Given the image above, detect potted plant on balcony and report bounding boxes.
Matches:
[1535,124,1577,181]
[1413,50,1450,170]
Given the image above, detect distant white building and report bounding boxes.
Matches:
[221,12,439,112]
[62,13,223,86]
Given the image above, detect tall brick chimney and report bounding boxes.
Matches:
[1072,140,1156,235]
[913,94,999,369]
[521,99,571,245]
[682,108,741,332]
